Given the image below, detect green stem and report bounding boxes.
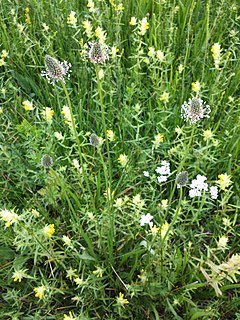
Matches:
[61,81,95,210]
[162,187,183,246]
[95,66,114,263]
[95,65,112,198]
[168,123,196,206]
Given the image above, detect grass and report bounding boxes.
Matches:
[0,0,240,319]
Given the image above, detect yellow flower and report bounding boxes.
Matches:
[153,133,164,147]
[82,20,92,37]
[191,81,201,95]
[150,225,160,236]
[66,268,78,281]
[118,154,128,167]
[217,236,228,249]
[0,209,20,227]
[17,24,24,33]
[161,199,168,208]
[156,50,164,61]
[98,69,104,80]
[0,58,6,66]
[161,221,171,238]
[211,43,221,69]
[111,45,119,58]
[137,269,147,283]
[12,269,28,282]
[116,292,129,306]
[147,47,155,58]
[92,266,104,278]
[22,100,33,111]
[95,27,106,43]
[217,173,232,191]
[203,129,213,141]
[106,129,115,141]
[178,64,184,73]
[54,131,64,141]
[132,194,145,209]
[160,91,169,103]
[143,57,150,64]
[61,105,72,125]
[63,311,76,320]
[67,11,77,27]
[42,107,54,123]
[43,224,55,237]
[139,17,149,35]
[87,0,95,12]
[62,235,72,247]
[74,277,85,286]
[34,285,47,299]
[129,17,137,26]
[175,127,183,135]
[42,23,49,31]
[25,7,31,24]
[1,50,8,59]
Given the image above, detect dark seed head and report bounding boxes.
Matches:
[176,171,188,188]
[41,154,53,168]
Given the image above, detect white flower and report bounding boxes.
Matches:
[189,188,201,198]
[157,175,168,183]
[189,174,208,197]
[143,171,149,177]
[139,213,153,227]
[210,186,218,200]
[190,175,208,191]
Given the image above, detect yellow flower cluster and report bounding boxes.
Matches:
[0,49,8,67]
[129,16,149,35]
[25,7,31,24]
[34,285,47,299]
[211,43,221,70]
[43,224,55,237]
[67,11,77,27]
[153,133,164,148]
[0,209,20,227]
[118,154,128,167]
[22,100,33,111]
[95,26,107,43]
[217,173,232,191]
[191,81,201,95]
[61,105,73,127]
[87,0,95,12]
[42,107,54,123]
[116,292,129,306]
[82,20,93,37]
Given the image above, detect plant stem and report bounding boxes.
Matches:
[168,123,196,206]
[61,81,95,210]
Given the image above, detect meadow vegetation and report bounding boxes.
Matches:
[0,0,240,319]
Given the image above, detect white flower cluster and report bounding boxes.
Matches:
[156,161,170,183]
[139,213,153,227]
[189,175,208,197]
[189,175,218,200]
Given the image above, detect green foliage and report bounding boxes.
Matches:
[0,0,239,319]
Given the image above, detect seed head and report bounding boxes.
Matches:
[88,42,109,64]
[41,154,53,168]
[176,171,188,188]
[181,97,211,124]
[41,55,71,85]
[90,133,101,147]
